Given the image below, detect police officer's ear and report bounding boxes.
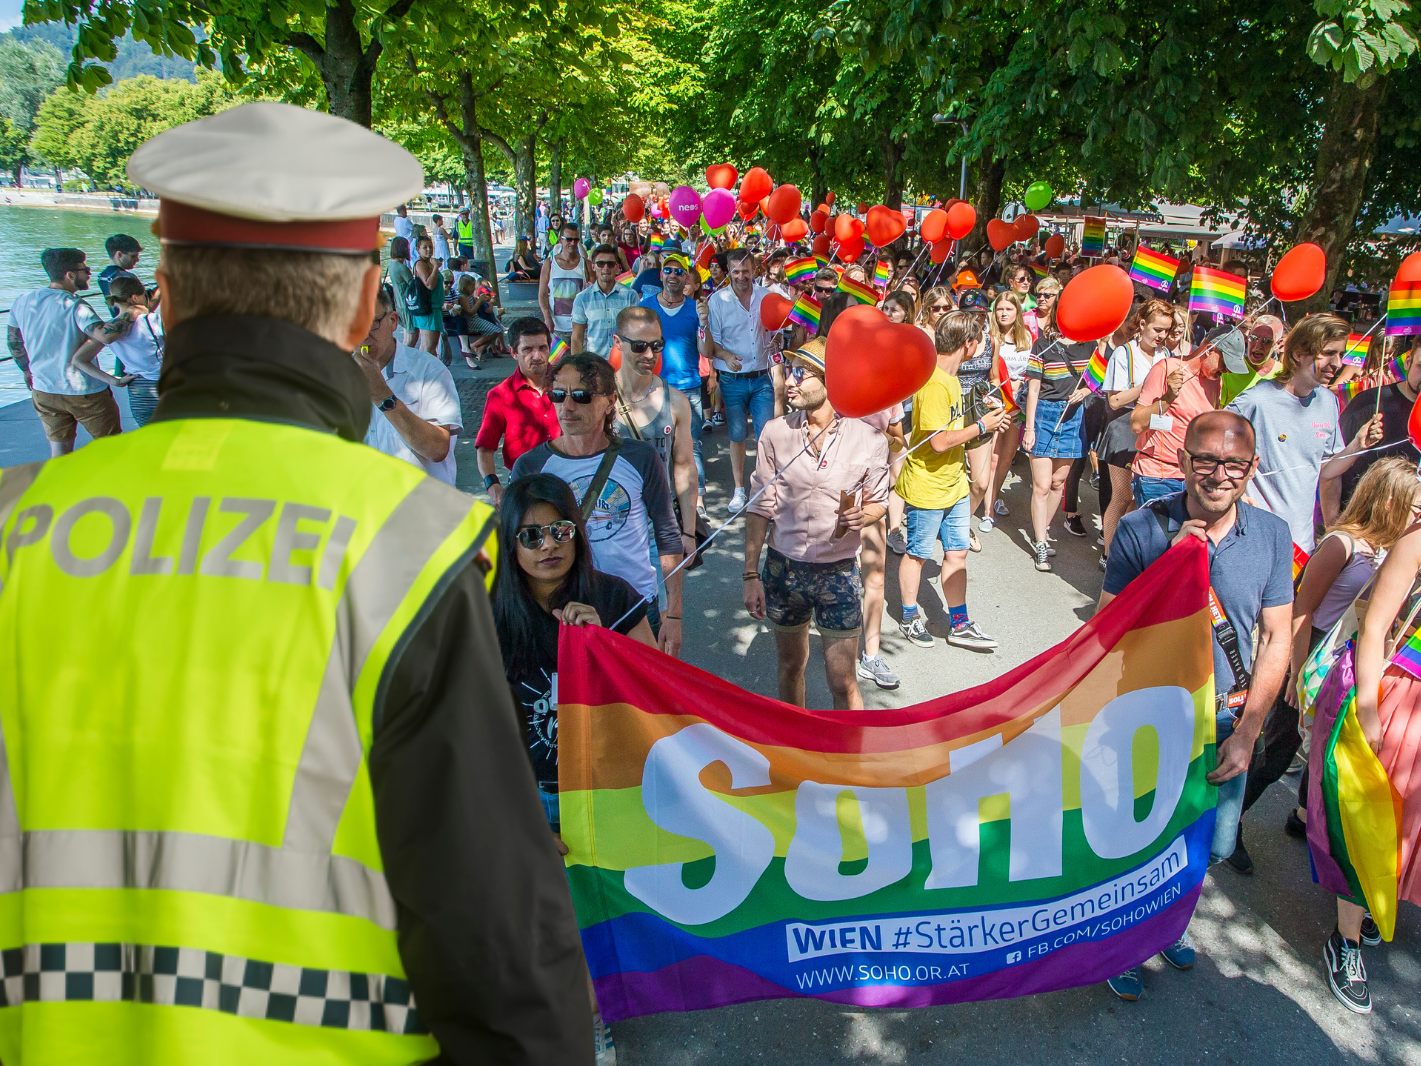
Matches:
[341,264,383,352]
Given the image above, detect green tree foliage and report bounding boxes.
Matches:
[0,117,30,181]
[5,23,196,82]
[0,38,66,132]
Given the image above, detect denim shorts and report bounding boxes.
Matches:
[719,370,775,443]
[762,548,863,635]
[904,497,971,559]
[1132,475,1186,507]
[1031,398,1085,459]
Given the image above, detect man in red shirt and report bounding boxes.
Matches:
[475,316,561,506]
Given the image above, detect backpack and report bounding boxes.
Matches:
[403,273,432,317]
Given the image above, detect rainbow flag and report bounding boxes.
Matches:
[548,333,569,366]
[1342,333,1371,367]
[558,540,1216,1021]
[1030,261,1049,280]
[1385,282,1421,337]
[1189,266,1247,319]
[785,257,818,285]
[1292,543,1310,584]
[1387,350,1409,385]
[838,275,879,306]
[787,294,822,331]
[1129,246,1180,293]
[1331,378,1367,407]
[874,260,892,288]
[1305,645,1403,941]
[1081,217,1106,257]
[616,269,636,288]
[1081,347,1109,392]
[649,232,666,250]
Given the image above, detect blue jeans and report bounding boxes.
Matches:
[1133,475,1186,507]
[539,787,560,832]
[1211,707,1249,862]
[675,385,706,494]
[719,371,774,444]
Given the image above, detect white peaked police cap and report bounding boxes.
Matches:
[127,101,424,255]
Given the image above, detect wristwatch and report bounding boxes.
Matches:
[484,473,501,491]
[377,394,398,412]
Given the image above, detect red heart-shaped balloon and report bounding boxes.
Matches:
[765,184,803,225]
[1057,264,1133,342]
[833,213,858,243]
[865,205,907,247]
[1397,251,1421,286]
[705,163,738,190]
[987,218,1016,252]
[809,209,829,234]
[736,199,759,221]
[918,208,949,244]
[759,291,794,331]
[781,217,809,242]
[826,304,936,417]
[812,233,832,257]
[929,238,953,264]
[1014,213,1041,240]
[838,234,865,263]
[738,166,774,204]
[1270,242,1326,302]
[945,201,976,240]
[1044,233,1065,259]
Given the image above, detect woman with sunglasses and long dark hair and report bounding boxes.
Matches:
[493,472,655,835]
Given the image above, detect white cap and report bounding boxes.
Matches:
[127,101,424,254]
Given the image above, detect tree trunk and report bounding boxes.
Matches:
[547,139,564,219]
[1295,73,1387,314]
[454,79,500,303]
[965,155,1006,259]
[315,0,375,127]
[881,135,904,210]
[513,134,537,246]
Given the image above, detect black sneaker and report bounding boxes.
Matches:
[1324,930,1371,1014]
[1226,828,1254,875]
[1064,514,1088,537]
[1033,540,1052,572]
[1360,913,1382,948]
[1285,809,1307,838]
[948,621,998,651]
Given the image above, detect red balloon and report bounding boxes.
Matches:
[833,213,858,243]
[781,217,809,242]
[1015,213,1040,239]
[812,233,832,258]
[826,304,937,417]
[1057,264,1133,342]
[765,184,803,225]
[919,208,949,244]
[946,201,976,241]
[759,291,794,331]
[696,243,716,269]
[736,199,759,221]
[1044,233,1065,259]
[1397,251,1421,286]
[825,191,836,206]
[865,205,907,247]
[622,194,645,223]
[986,218,1015,253]
[929,238,952,264]
[1409,391,1421,451]
[739,166,773,204]
[705,163,738,190]
[1271,242,1326,302]
[839,234,865,262]
[809,209,829,234]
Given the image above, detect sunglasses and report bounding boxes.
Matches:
[549,387,598,404]
[814,285,837,294]
[622,338,665,354]
[930,303,951,312]
[515,520,578,549]
[786,365,820,382]
[593,260,620,268]
[662,266,687,276]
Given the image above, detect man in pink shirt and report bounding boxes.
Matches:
[743,339,890,709]
[1129,325,1248,507]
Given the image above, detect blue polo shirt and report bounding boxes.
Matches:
[1103,493,1293,687]
[641,292,701,393]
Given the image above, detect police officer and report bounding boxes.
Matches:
[0,103,592,1063]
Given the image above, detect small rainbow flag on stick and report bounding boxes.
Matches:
[1331,378,1366,407]
[1129,246,1181,293]
[785,257,818,284]
[874,260,892,288]
[1342,333,1371,367]
[838,275,879,306]
[1030,261,1049,280]
[787,294,822,331]
[1081,217,1107,257]
[1081,347,1109,392]
[1386,349,1408,386]
[648,232,666,250]
[616,269,636,288]
[548,333,569,365]
[1384,283,1421,337]
[1189,266,1247,319]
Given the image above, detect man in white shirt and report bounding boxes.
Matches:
[706,246,773,511]
[355,285,462,485]
[393,203,414,250]
[8,246,130,456]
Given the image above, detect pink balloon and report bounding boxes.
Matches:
[668,185,703,229]
[573,177,590,200]
[702,187,736,232]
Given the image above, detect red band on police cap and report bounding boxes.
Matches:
[158,200,380,254]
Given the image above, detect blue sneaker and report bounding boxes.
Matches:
[1106,968,1143,1001]
[1160,931,1196,970]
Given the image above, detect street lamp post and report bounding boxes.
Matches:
[931,113,970,201]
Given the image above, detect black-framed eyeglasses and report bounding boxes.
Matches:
[1186,452,1253,479]
[515,520,578,549]
[622,338,665,354]
[549,387,597,404]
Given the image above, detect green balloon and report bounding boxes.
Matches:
[588,187,604,206]
[1024,181,1053,213]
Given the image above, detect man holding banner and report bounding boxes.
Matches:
[1100,410,1294,1001]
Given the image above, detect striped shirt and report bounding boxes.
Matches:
[1025,335,1095,403]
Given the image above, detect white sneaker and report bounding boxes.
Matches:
[727,489,747,514]
[979,516,995,532]
[593,1011,617,1064]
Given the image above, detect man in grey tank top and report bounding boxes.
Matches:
[611,306,699,559]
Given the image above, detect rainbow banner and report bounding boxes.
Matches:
[838,275,880,306]
[874,261,893,288]
[1385,283,1421,337]
[1081,217,1107,257]
[1129,246,1180,293]
[787,294,822,331]
[548,333,569,366]
[1081,347,1109,392]
[1189,266,1247,319]
[559,542,1216,1022]
[785,257,818,285]
[1342,333,1371,367]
